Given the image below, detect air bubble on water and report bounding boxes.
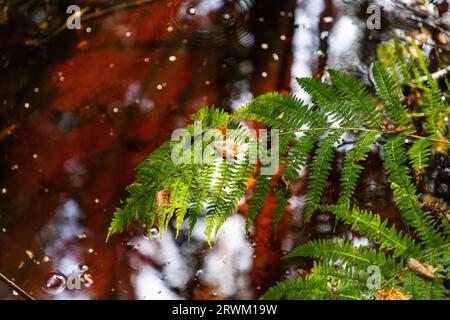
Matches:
[78,232,87,239]
[12,290,18,296]
[222,13,231,20]
[79,264,89,273]
[195,269,203,277]
[187,7,196,16]
[149,227,159,238]
[42,271,67,295]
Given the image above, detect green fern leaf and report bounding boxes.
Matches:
[273,183,288,238]
[296,77,355,126]
[303,130,342,222]
[260,277,333,300]
[337,131,379,207]
[285,239,388,267]
[384,135,447,248]
[329,205,419,258]
[327,69,380,126]
[233,92,324,131]
[408,137,432,171]
[372,61,410,126]
[281,132,320,183]
[245,175,272,234]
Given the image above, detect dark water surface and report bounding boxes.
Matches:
[0,0,448,300]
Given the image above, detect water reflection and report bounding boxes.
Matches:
[0,0,447,300]
[169,0,254,46]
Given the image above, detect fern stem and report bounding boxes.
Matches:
[407,134,450,145]
[419,242,450,260]
[25,0,161,46]
[277,127,378,136]
[275,128,450,145]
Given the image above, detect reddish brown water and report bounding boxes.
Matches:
[0,0,448,300]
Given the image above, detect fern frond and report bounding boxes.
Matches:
[285,239,388,268]
[107,208,127,241]
[205,152,255,244]
[296,77,355,126]
[233,92,325,131]
[262,264,366,300]
[281,132,320,183]
[408,137,432,171]
[260,277,334,300]
[384,135,447,248]
[187,163,217,238]
[396,271,447,300]
[329,205,419,258]
[246,174,272,233]
[311,262,369,299]
[372,61,410,126]
[337,131,379,207]
[273,183,288,238]
[327,69,380,127]
[424,77,447,136]
[190,106,230,129]
[412,40,447,136]
[303,130,342,222]
[392,36,411,84]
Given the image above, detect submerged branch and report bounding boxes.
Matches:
[25,0,160,46]
[0,272,35,300]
